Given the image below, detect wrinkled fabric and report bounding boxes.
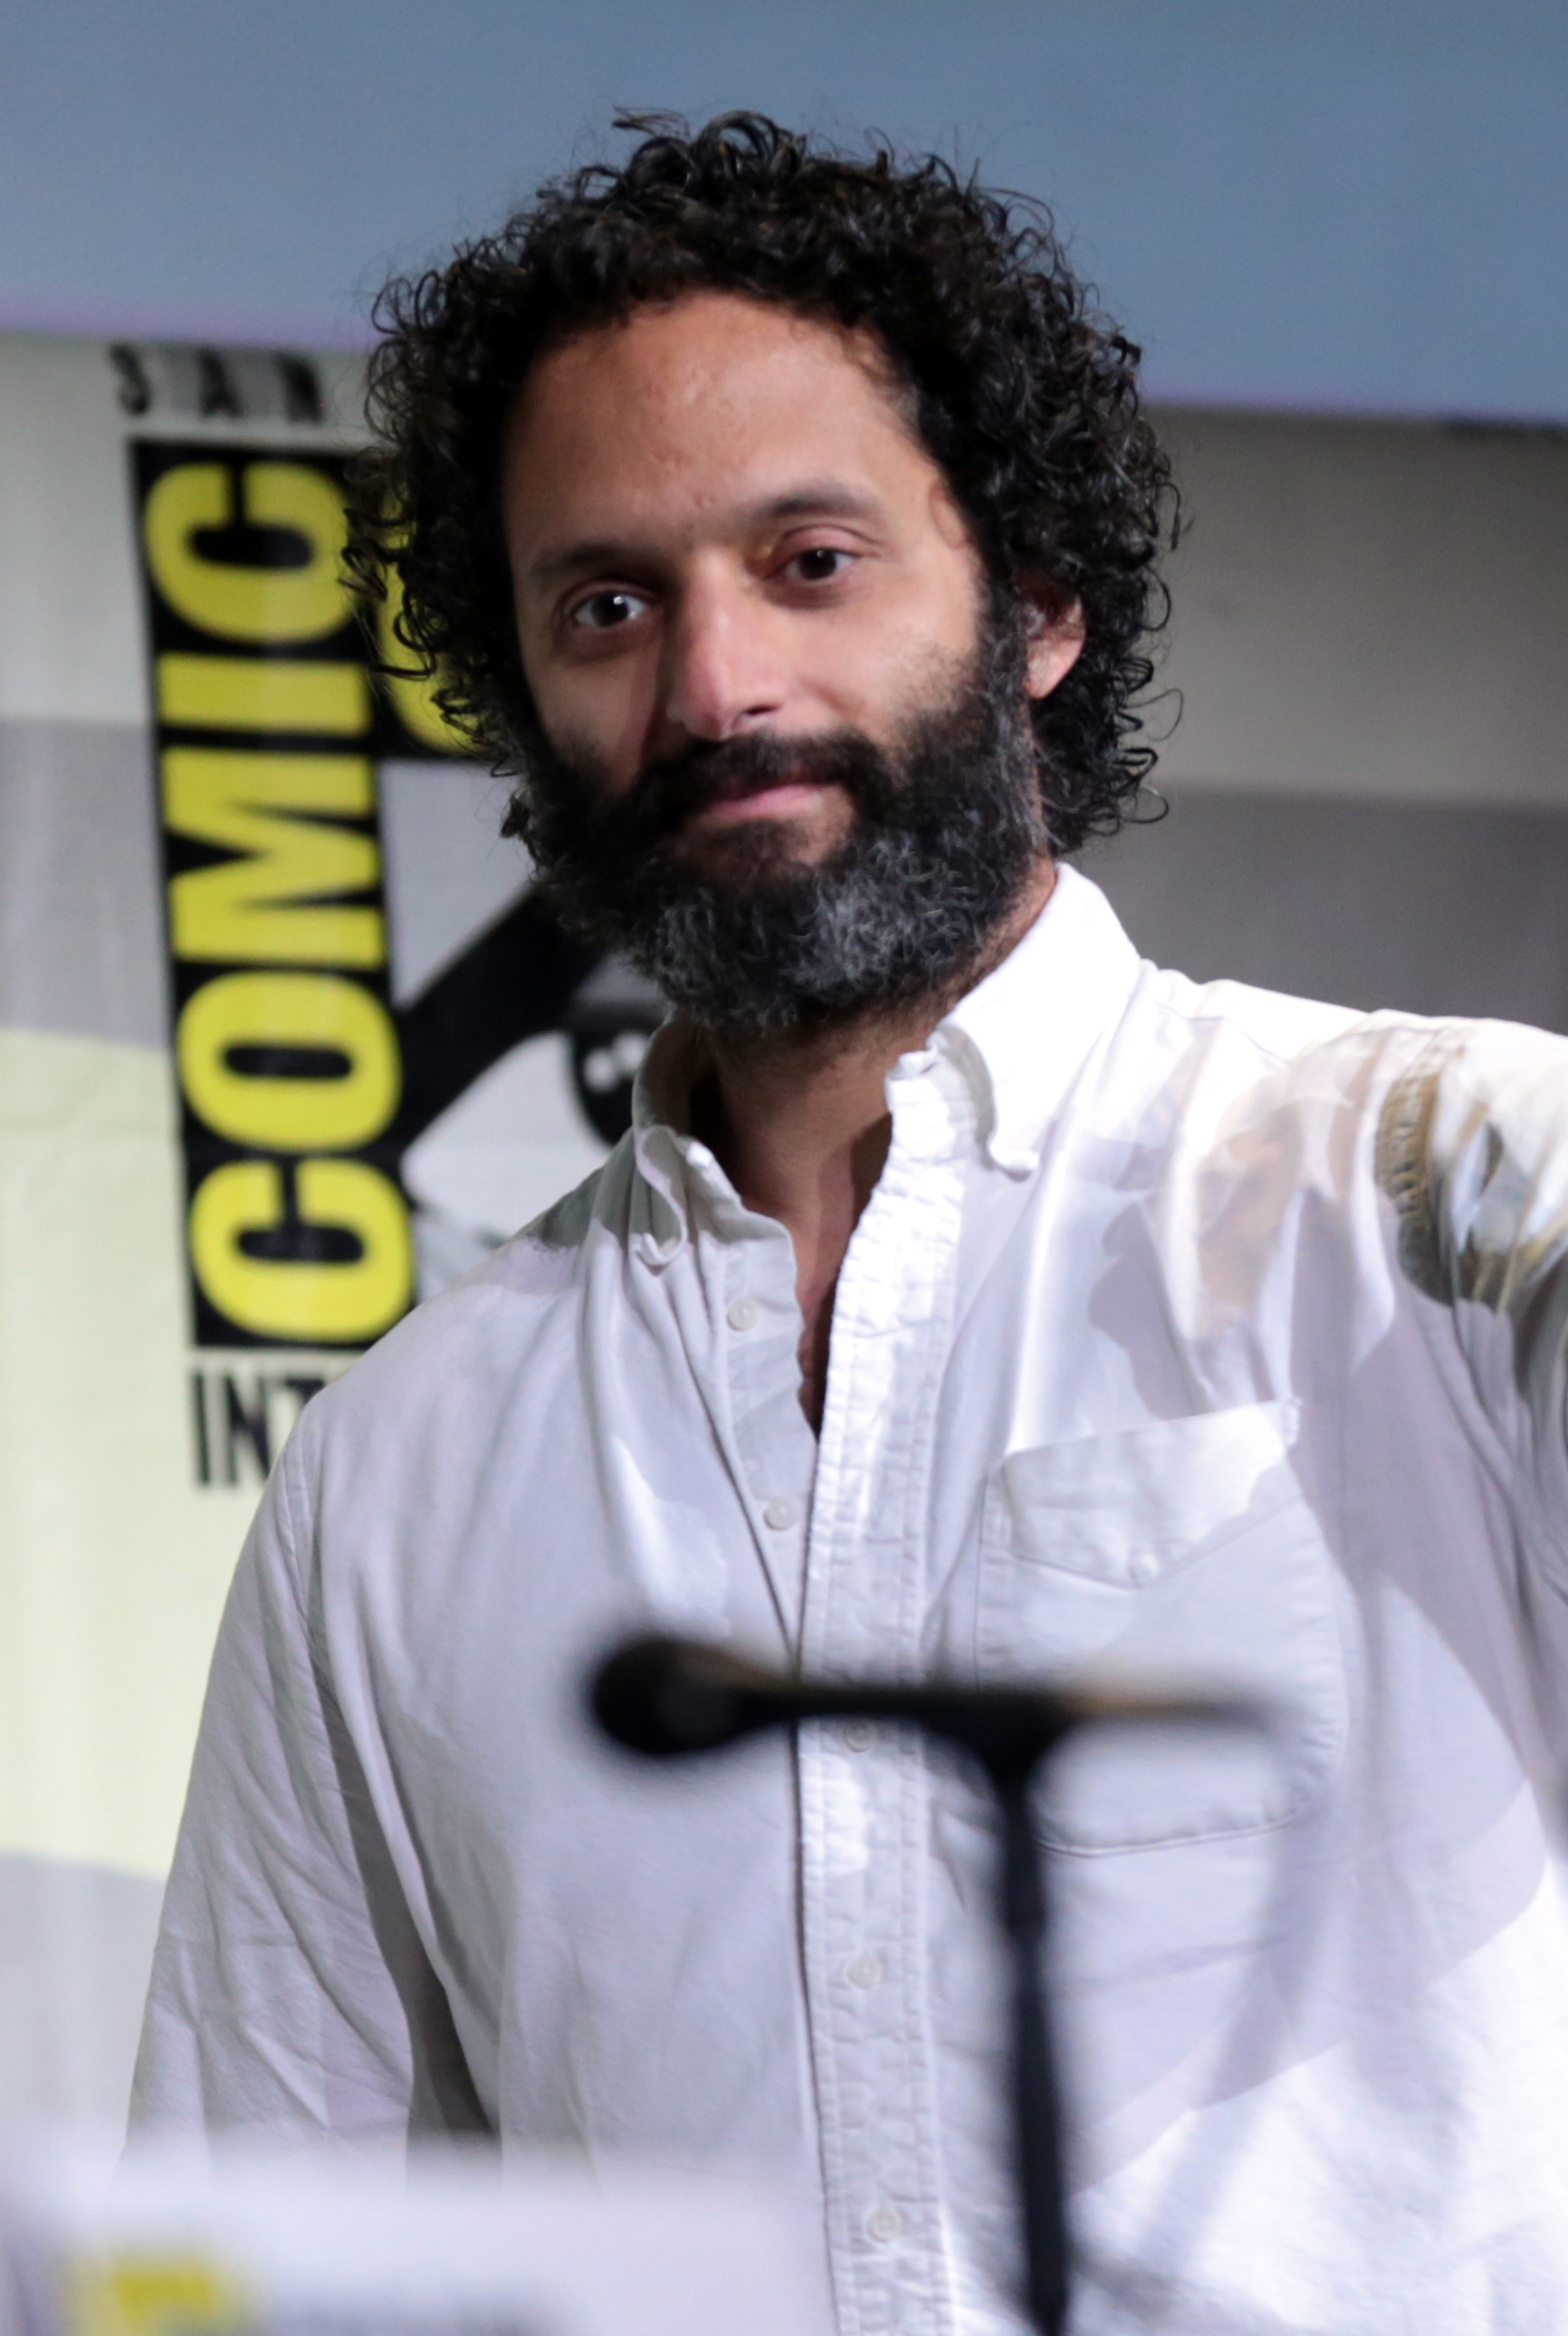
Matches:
[134,866,1568,2334]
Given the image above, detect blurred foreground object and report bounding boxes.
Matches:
[0,2143,826,2336]
[593,1635,1267,2336]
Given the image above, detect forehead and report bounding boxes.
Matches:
[502,292,933,548]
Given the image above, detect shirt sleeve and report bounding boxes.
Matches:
[128,1415,490,2143]
[1379,1017,1568,1568]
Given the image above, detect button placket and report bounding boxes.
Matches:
[708,1226,815,1651]
[798,1070,969,2336]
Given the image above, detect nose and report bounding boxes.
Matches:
[651,572,790,752]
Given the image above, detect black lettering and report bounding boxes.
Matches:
[222,1372,271,1482]
[189,1368,212,1485]
[277,355,323,423]
[196,350,244,419]
[110,343,152,416]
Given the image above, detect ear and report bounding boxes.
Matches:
[1018,577,1085,701]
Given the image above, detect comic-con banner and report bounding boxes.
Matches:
[137,440,415,1358]
[120,391,664,1489]
[0,332,659,2135]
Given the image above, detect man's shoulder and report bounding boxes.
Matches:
[298,1161,618,1457]
[1133,961,1568,1085]
[1139,962,1391,1061]
[1111,962,1568,1163]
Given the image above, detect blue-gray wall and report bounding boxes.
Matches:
[2,0,1564,416]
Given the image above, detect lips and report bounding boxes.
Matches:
[684,774,828,828]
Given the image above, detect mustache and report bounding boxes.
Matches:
[608,728,898,845]
[504,599,1047,1032]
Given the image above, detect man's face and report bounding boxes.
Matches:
[502,292,1077,874]
[499,291,1082,1029]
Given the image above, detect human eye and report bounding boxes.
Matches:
[565,587,654,634]
[781,545,857,587]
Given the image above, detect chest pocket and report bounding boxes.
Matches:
[979,1400,1345,1853]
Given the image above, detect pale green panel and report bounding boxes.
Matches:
[0,1853,162,2134]
[0,1028,254,1878]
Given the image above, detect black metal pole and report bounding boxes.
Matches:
[990,1765,1068,2336]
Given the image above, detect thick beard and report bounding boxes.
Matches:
[504,610,1047,1035]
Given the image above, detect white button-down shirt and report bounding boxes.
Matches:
[133,866,1568,2334]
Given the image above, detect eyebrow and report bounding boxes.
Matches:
[522,481,886,592]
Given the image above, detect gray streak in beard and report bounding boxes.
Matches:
[505,607,1047,1034]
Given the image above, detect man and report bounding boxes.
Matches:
[133,113,1568,2333]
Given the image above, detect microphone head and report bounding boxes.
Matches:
[590,1634,1269,1774]
[590,1635,766,1758]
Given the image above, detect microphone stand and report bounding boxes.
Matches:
[591,1636,1260,2336]
[992,1762,1066,2336]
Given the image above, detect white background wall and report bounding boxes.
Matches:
[1093,408,1568,1023]
[1157,412,1568,809]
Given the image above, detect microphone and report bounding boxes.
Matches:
[591,1632,1258,1780]
[589,1632,1266,2336]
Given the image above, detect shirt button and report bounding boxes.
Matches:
[762,1497,799,1531]
[864,2204,904,2246]
[726,1296,760,1333]
[842,1718,876,1753]
[846,1952,884,1991]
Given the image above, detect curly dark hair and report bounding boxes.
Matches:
[348,110,1176,855]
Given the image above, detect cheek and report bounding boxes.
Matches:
[853,539,985,677]
[530,656,655,794]
[817,572,980,719]
[927,547,988,656]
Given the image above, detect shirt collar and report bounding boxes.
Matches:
[937,863,1143,1177]
[627,863,1143,1259]
[628,1020,713,1264]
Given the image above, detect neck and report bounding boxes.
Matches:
[688,856,1055,1425]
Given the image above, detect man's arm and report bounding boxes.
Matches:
[129,1419,489,2141]
[1380,1019,1568,1556]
